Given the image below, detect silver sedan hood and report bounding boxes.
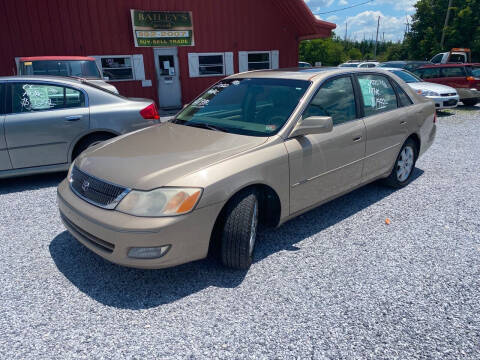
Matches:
[408,82,457,94]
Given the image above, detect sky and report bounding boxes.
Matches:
[304,0,418,42]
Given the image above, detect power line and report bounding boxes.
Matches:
[314,0,373,15]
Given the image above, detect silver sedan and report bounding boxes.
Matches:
[0,76,160,178]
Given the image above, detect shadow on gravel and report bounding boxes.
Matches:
[436,110,454,117]
[457,104,480,111]
[0,171,66,195]
[50,168,423,310]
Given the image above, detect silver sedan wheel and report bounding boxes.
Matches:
[396,146,414,182]
[249,201,258,255]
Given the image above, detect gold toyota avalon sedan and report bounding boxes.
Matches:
[57,68,436,270]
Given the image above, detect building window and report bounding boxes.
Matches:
[239,50,279,73]
[94,56,134,81]
[199,54,225,76]
[188,52,234,78]
[247,52,271,70]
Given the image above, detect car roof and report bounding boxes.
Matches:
[229,67,395,81]
[0,75,103,89]
[417,63,480,68]
[19,56,96,61]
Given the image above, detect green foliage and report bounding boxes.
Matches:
[406,0,480,60]
[299,0,480,65]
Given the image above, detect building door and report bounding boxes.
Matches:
[154,48,182,109]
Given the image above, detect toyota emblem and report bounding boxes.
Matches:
[82,180,90,192]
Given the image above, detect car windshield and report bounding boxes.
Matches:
[339,63,359,67]
[390,70,422,83]
[173,78,310,136]
[21,60,101,79]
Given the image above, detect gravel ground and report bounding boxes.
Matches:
[1,105,479,359]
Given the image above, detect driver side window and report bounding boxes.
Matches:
[303,76,357,126]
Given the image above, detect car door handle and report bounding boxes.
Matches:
[65,115,82,121]
[353,136,362,142]
[400,121,407,125]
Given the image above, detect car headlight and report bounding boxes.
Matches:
[417,89,439,97]
[116,188,202,217]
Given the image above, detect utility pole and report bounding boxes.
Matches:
[440,0,453,49]
[374,16,380,58]
[344,21,348,41]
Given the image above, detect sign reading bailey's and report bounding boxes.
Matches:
[131,10,194,47]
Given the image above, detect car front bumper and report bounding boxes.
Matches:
[426,94,459,109]
[57,179,223,269]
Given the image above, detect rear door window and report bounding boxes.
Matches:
[417,67,441,79]
[441,67,465,77]
[11,83,85,113]
[357,74,398,116]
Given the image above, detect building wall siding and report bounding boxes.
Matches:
[0,0,318,105]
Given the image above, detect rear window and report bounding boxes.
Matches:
[449,54,466,63]
[441,67,465,77]
[468,66,480,77]
[20,60,101,79]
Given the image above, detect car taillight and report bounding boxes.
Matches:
[140,103,160,120]
[433,111,437,123]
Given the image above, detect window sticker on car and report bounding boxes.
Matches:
[358,78,389,110]
[192,98,210,107]
[216,83,230,88]
[232,80,240,86]
[21,84,55,110]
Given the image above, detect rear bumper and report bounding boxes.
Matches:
[57,179,223,269]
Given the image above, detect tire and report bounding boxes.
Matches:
[72,133,115,160]
[383,138,418,189]
[220,188,259,270]
[462,98,478,106]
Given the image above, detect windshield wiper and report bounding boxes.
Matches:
[184,122,228,133]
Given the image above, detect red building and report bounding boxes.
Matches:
[0,0,335,109]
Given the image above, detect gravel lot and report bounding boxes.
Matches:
[1,105,479,359]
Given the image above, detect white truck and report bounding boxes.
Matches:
[430,48,472,64]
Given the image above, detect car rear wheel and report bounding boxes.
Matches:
[383,138,417,188]
[220,188,259,270]
[72,133,115,160]
[462,98,478,106]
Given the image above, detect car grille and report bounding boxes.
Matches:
[441,93,456,96]
[69,166,130,209]
[444,99,458,106]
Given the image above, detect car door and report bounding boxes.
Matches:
[0,83,12,171]
[285,75,366,214]
[440,66,468,89]
[355,74,410,179]
[5,81,89,169]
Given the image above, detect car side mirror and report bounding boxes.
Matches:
[289,116,333,137]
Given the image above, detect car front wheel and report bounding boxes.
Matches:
[220,188,259,270]
[384,138,417,188]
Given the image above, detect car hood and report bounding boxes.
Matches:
[75,122,267,190]
[408,82,457,94]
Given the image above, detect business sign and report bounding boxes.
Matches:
[131,10,194,47]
